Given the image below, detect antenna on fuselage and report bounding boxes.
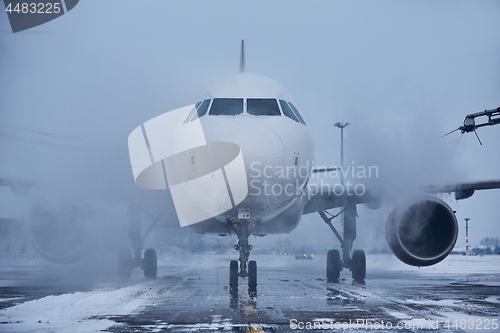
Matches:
[239,37,245,73]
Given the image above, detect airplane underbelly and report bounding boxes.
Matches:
[188,193,305,235]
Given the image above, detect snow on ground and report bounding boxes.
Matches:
[368,254,500,277]
[0,253,498,332]
[0,281,159,333]
[484,296,500,304]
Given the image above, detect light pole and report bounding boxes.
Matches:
[464,216,471,255]
[334,121,350,185]
[334,121,350,240]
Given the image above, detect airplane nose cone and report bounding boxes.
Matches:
[208,122,285,165]
[208,122,294,219]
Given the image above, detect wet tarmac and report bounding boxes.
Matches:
[1,253,499,332]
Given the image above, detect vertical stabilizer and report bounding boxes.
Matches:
[239,38,245,73]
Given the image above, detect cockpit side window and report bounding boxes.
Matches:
[183,101,202,124]
[288,102,306,125]
[247,99,281,116]
[209,98,243,115]
[279,100,300,123]
[190,99,211,121]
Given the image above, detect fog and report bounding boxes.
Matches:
[1,1,499,277]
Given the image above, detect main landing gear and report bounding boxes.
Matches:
[228,213,258,299]
[319,204,366,285]
[118,203,158,280]
[118,247,157,279]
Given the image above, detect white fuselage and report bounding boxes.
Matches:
[183,73,314,235]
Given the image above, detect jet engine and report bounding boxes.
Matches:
[29,199,95,264]
[385,196,458,267]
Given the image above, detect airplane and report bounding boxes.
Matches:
[125,39,500,296]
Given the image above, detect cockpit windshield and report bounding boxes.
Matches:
[247,99,281,116]
[184,101,201,124]
[279,100,299,123]
[190,99,211,121]
[288,102,306,125]
[184,100,212,123]
[279,100,306,125]
[209,98,243,115]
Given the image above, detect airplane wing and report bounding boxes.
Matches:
[302,168,380,214]
[303,168,500,214]
[0,123,84,151]
[422,180,500,200]
[0,178,35,196]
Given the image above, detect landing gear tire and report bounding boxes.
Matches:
[351,249,366,283]
[327,249,341,283]
[248,260,257,296]
[143,248,157,279]
[118,248,133,280]
[229,260,238,295]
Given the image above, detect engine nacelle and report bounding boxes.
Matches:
[385,196,458,267]
[29,199,95,264]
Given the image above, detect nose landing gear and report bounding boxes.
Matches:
[228,216,258,301]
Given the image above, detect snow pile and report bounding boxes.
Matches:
[0,281,159,333]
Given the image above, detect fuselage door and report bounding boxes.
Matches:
[190,152,197,171]
[293,152,300,171]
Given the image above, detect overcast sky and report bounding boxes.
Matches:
[1,1,499,252]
